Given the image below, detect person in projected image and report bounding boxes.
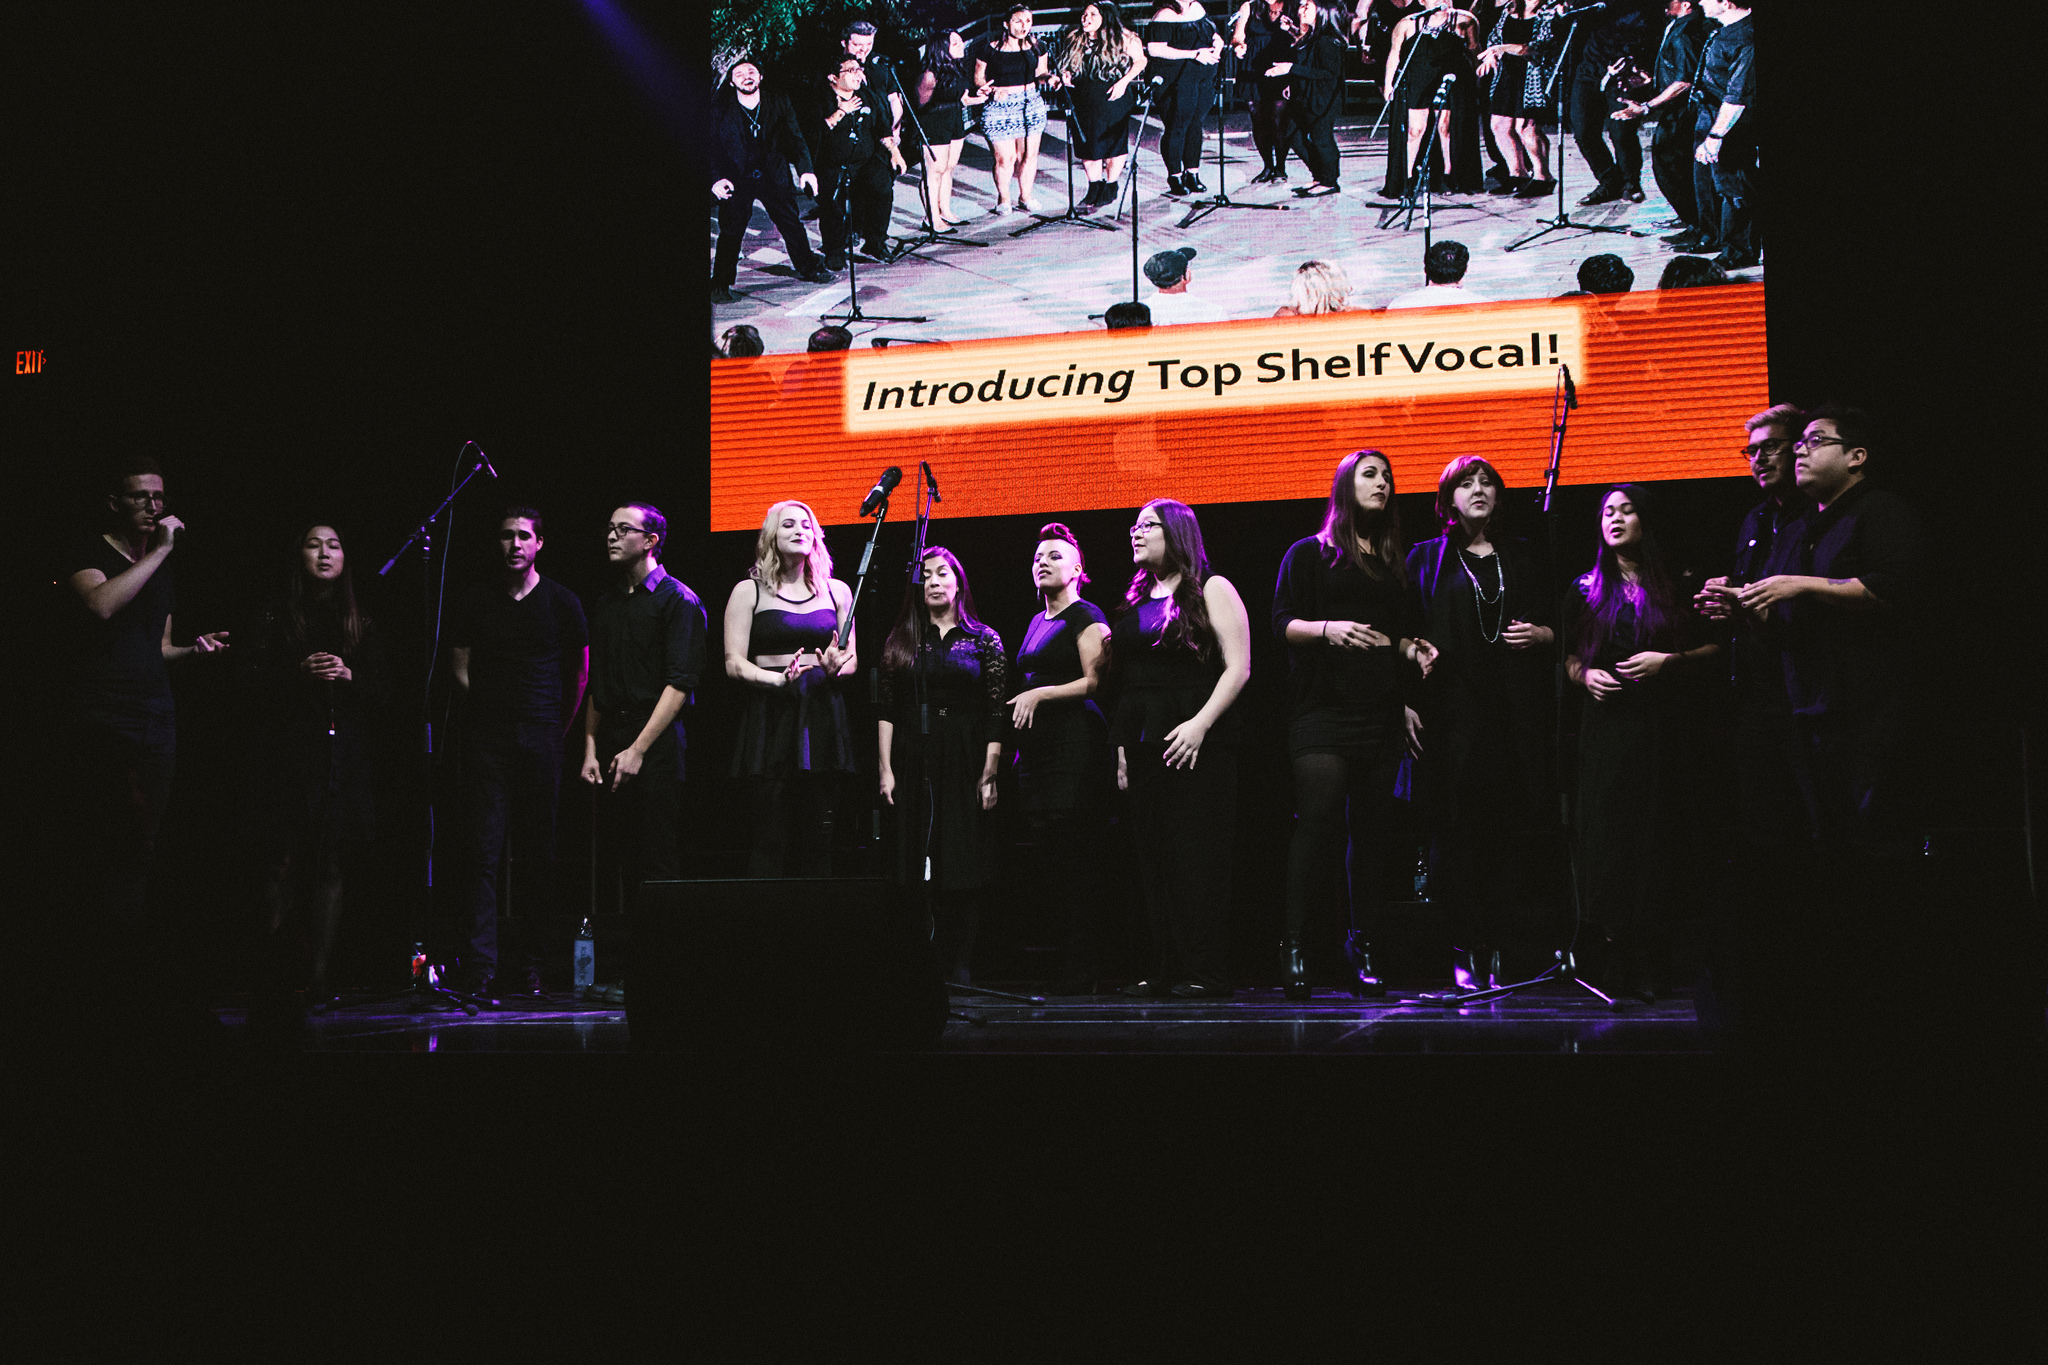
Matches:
[1006,523,1113,994]
[908,30,988,226]
[1054,4,1146,210]
[724,499,858,878]
[1112,500,1252,999]
[974,6,1055,214]
[710,57,834,305]
[810,54,906,271]
[1404,456,1556,996]
[1272,451,1435,1000]
[877,547,1009,986]
[1567,485,1718,1003]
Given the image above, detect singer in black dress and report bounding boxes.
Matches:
[1007,524,1112,993]
[1055,3,1148,206]
[1380,3,1483,196]
[910,31,986,227]
[878,547,1009,985]
[1567,486,1719,1002]
[1283,2,1351,195]
[723,500,857,878]
[239,524,387,1026]
[1146,0,1224,195]
[1405,457,1558,994]
[1113,500,1252,999]
[1477,0,1560,195]
[1273,452,1433,999]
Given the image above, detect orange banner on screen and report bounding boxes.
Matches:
[709,284,1767,533]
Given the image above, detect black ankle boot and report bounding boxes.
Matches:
[1344,931,1385,998]
[1281,941,1311,1002]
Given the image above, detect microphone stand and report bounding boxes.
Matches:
[1366,73,1455,249]
[1009,82,1120,239]
[1109,80,1160,299]
[1176,70,1288,229]
[360,442,499,1015]
[1504,15,1639,253]
[820,117,927,327]
[884,56,990,262]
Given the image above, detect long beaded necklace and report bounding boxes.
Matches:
[1458,547,1505,644]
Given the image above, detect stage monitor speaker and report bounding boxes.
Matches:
[628,878,947,1051]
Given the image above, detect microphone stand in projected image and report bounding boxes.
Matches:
[1008,83,1120,241]
[1412,364,1615,1010]
[884,56,990,264]
[820,157,926,328]
[1365,73,1458,253]
[1505,8,1641,253]
[1175,72,1288,230]
[1102,79,1160,300]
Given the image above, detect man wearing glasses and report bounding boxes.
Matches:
[63,461,230,988]
[581,505,707,954]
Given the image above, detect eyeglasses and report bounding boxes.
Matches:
[1792,433,1846,452]
[118,490,166,505]
[1740,440,1790,459]
[606,523,648,538]
[1130,521,1163,535]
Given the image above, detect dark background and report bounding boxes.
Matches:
[4,4,2036,996]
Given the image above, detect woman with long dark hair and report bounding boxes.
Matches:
[724,499,857,877]
[1054,3,1147,208]
[1008,524,1113,993]
[1282,0,1351,196]
[1146,0,1225,196]
[878,547,1009,985]
[1405,456,1556,993]
[1274,452,1434,998]
[1475,0,1561,198]
[1568,485,1718,1001]
[1113,500,1252,998]
[239,523,387,1031]
[974,6,1054,213]
[1231,0,1301,184]
[911,30,987,227]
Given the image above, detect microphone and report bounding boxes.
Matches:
[471,444,499,479]
[1433,72,1456,104]
[860,465,902,517]
[1556,3,1608,17]
[921,461,942,503]
[1561,363,1578,410]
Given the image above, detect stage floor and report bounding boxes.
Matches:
[227,983,1707,1054]
[712,103,1755,354]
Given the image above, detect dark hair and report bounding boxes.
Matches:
[1423,240,1470,284]
[1658,255,1727,289]
[1105,301,1152,329]
[923,29,971,92]
[1577,253,1635,294]
[827,53,864,81]
[1434,454,1505,536]
[1037,521,1090,587]
[108,456,164,495]
[501,504,544,539]
[809,325,853,352]
[881,545,988,671]
[1318,450,1406,583]
[842,20,879,41]
[1126,499,1215,659]
[286,522,366,655]
[1574,484,1685,663]
[1802,401,1878,474]
[624,501,667,561]
[720,324,764,358]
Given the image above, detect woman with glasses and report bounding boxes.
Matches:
[1113,500,1252,999]
[974,6,1054,213]
[1569,485,1718,1002]
[724,500,857,877]
[878,547,1009,986]
[1054,3,1147,208]
[240,523,387,1032]
[1274,451,1434,999]
[1405,456,1556,995]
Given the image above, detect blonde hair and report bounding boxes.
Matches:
[750,499,834,593]
[1290,259,1352,316]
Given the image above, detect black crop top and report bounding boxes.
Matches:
[975,40,1041,86]
[1148,12,1218,60]
[747,583,838,659]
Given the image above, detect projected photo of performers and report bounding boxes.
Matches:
[706,0,1759,354]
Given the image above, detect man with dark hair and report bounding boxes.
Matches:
[1576,252,1635,293]
[808,324,853,352]
[1569,7,1651,205]
[1104,300,1153,329]
[1617,0,1709,233]
[1657,254,1726,288]
[582,504,707,957]
[809,54,905,270]
[62,460,231,1007]
[447,506,589,1001]
[711,58,835,303]
[1386,239,1489,307]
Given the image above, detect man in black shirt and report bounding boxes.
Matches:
[62,460,230,993]
[1569,8,1650,205]
[581,503,707,930]
[448,506,589,999]
[1679,0,1755,268]
[809,54,906,272]
[711,57,834,305]
[1616,0,1708,232]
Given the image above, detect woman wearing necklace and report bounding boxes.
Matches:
[973,6,1054,214]
[1568,485,1717,1003]
[878,547,1009,986]
[1405,456,1556,994]
[724,499,857,877]
[1273,452,1435,999]
[1113,500,1252,999]
[1007,524,1113,993]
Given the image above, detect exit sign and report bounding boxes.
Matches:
[15,350,44,374]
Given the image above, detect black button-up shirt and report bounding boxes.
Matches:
[1727,493,1808,703]
[1776,479,1923,731]
[589,564,706,722]
[1696,12,1753,116]
[1653,10,1708,107]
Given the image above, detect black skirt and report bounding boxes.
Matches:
[914,98,967,146]
[730,668,855,778]
[1013,698,1109,814]
[1070,72,1137,160]
[1488,56,1541,117]
[892,708,998,891]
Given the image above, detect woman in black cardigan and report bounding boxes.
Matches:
[1404,456,1557,993]
[1273,451,1434,998]
[1284,1,1351,196]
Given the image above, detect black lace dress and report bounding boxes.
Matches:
[879,622,1010,891]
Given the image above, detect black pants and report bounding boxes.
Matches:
[1024,808,1104,984]
[462,721,564,974]
[1290,107,1341,187]
[1707,118,1758,261]
[746,774,836,878]
[819,157,894,260]
[1649,112,1699,225]
[1735,698,1811,848]
[1570,80,1641,189]
[1251,75,1293,171]
[1157,67,1216,175]
[595,721,683,917]
[70,716,177,953]
[713,169,820,285]
[1284,745,1401,954]
[1126,742,1237,989]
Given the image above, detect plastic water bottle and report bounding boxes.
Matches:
[1413,852,1431,903]
[573,918,596,992]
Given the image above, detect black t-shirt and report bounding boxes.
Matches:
[66,534,174,723]
[450,575,588,725]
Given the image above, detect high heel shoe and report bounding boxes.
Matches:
[1280,941,1311,1002]
[1344,931,1385,998]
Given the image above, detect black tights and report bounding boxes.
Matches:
[1252,77,1292,172]
[1284,749,1401,947]
[1025,809,1101,982]
[930,887,982,983]
[747,775,836,878]
[256,846,345,1013]
[1158,70,1216,175]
